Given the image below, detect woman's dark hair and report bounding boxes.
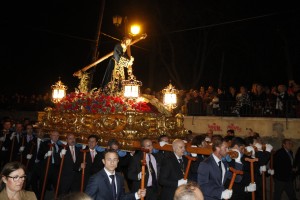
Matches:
[0,162,26,191]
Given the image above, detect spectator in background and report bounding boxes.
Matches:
[226,129,235,137]
[187,90,203,116]
[273,84,289,117]
[232,86,252,116]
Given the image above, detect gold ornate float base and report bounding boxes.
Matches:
[38,109,187,150]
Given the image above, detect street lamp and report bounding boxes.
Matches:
[130,24,140,36]
[51,78,67,103]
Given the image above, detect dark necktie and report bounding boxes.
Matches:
[178,158,184,175]
[109,175,117,200]
[52,143,56,164]
[287,151,293,165]
[148,154,157,187]
[218,161,223,183]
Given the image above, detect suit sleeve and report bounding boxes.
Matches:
[127,155,141,181]
[197,161,223,199]
[158,158,178,188]
[37,142,48,161]
[85,174,99,199]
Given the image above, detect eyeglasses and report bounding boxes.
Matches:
[6,175,27,182]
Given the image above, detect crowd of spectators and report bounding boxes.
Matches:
[1,80,300,118]
[153,80,300,118]
[0,92,53,111]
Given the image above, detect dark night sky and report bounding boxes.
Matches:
[0,0,299,95]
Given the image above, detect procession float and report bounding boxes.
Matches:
[37,33,205,152]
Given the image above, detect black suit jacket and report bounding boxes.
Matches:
[128,151,161,192]
[59,145,81,193]
[197,154,230,200]
[158,153,188,200]
[37,140,61,166]
[74,147,104,189]
[85,169,136,200]
[274,147,294,181]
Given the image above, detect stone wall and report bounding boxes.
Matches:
[184,116,300,152]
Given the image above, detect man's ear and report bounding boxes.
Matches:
[102,159,105,165]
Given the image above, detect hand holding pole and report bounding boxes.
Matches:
[245,157,259,200]
[55,144,67,199]
[183,155,197,180]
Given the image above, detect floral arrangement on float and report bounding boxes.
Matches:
[54,91,159,114]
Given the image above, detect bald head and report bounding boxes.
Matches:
[174,182,204,200]
[172,139,185,157]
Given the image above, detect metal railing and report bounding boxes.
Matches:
[186,100,298,118]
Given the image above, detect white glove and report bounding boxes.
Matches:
[245,183,256,192]
[60,149,67,157]
[10,133,16,140]
[60,141,67,145]
[254,143,262,151]
[138,172,142,180]
[205,137,211,142]
[0,136,5,142]
[159,141,168,147]
[19,146,25,152]
[245,146,255,158]
[259,165,267,174]
[265,144,273,152]
[231,149,242,164]
[177,179,187,186]
[2,146,7,151]
[268,169,274,175]
[82,144,86,149]
[221,189,233,199]
[45,150,53,158]
[26,154,33,160]
[190,145,197,157]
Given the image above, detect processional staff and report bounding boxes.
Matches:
[25,141,36,169]
[20,136,25,163]
[41,143,54,200]
[245,157,258,200]
[55,144,67,199]
[226,167,243,200]
[9,134,16,162]
[80,149,90,192]
[183,155,197,180]
[140,148,150,200]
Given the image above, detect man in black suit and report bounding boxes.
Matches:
[273,139,297,200]
[107,139,134,191]
[128,138,161,200]
[74,134,104,190]
[0,120,13,167]
[159,139,188,200]
[197,135,232,200]
[37,130,61,194]
[25,127,45,199]
[58,133,81,196]
[85,149,146,200]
